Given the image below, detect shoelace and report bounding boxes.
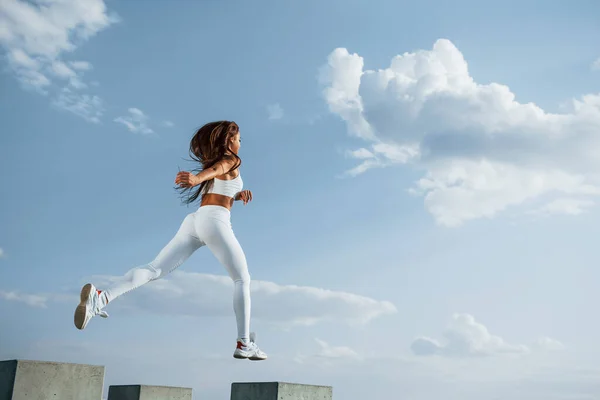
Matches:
[240,341,254,349]
[240,341,261,352]
[247,342,265,355]
[89,294,109,318]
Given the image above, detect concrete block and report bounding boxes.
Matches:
[0,359,104,400]
[231,382,332,400]
[108,385,193,400]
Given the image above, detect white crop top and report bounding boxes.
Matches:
[206,174,243,198]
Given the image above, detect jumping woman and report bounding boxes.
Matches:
[73,121,267,361]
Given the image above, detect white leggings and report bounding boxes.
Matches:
[102,205,251,341]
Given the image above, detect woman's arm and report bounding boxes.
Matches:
[175,158,236,188]
[193,158,236,183]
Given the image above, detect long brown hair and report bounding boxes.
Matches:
[177,120,241,205]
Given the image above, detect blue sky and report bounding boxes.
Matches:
[1,0,600,399]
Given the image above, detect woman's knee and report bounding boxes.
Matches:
[232,269,251,285]
[123,264,161,285]
[226,247,251,284]
[146,263,163,280]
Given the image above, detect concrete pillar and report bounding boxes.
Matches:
[0,359,105,400]
[230,382,333,400]
[108,385,193,400]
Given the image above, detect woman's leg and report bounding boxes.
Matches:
[102,213,203,304]
[74,213,202,330]
[202,221,251,342]
[195,211,267,360]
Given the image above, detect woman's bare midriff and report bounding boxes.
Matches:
[201,193,233,210]
[199,173,238,210]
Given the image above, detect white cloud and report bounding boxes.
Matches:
[592,58,600,71]
[0,270,396,329]
[319,48,376,140]
[50,60,76,79]
[0,0,116,59]
[114,108,154,134]
[320,39,600,227]
[343,142,420,177]
[70,61,92,71]
[0,248,4,258]
[0,290,48,308]
[53,88,104,123]
[6,48,39,70]
[91,270,397,327]
[534,336,565,352]
[408,160,600,227]
[0,0,116,120]
[267,103,284,120]
[529,198,594,217]
[411,313,531,358]
[162,120,175,128]
[294,338,362,365]
[346,148,375,159]
[314,338,362,360]
[0,288,75,308]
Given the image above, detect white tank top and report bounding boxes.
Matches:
[206,174,243,198]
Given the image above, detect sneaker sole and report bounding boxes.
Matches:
[74,283,92,330]
[233,353,267,361]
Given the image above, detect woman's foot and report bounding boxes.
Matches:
[74,283,108,330]
[233,332,268,360]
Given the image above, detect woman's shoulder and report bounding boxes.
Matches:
[215,170,240,180]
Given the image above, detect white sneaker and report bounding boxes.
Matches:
[233,332,267,361]
[74,283,109,330]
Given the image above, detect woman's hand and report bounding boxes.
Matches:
[236,190,253,205]
[175,171,200,188]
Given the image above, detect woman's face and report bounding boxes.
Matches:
[229,132,241,154]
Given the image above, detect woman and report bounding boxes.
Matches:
[73,120,267,361]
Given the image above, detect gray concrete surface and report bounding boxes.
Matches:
[0,359,105,400]
[230,382,333,400]
[108,384,193,400]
